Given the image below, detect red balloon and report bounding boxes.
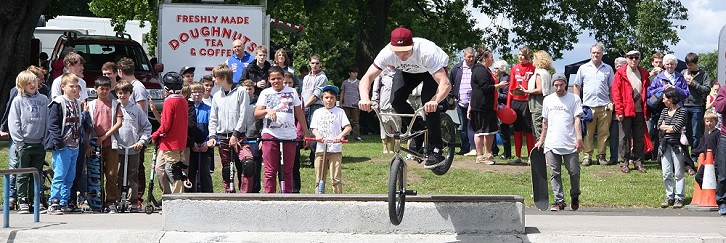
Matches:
[497,107,517,125]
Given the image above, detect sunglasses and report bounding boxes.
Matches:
[627,56,640,60]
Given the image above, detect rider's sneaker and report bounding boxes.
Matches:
[424,147,445,169]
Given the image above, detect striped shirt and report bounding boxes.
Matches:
[657,107,686,144]
[458,63,472,106]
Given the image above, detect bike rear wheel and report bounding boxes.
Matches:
[432,113,456,175]
[388,156,406,225]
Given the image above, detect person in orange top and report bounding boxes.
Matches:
[507,46,535,164]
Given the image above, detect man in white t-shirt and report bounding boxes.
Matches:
[535,73,584,212]
[358,27,451,170]
[50,52,89,101]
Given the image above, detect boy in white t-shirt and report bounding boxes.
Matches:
[254,66,309,193]
[534,73,584,212]
[310,85,351,194]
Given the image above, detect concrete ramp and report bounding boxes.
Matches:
[162,194,524,235]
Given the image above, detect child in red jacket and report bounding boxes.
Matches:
[151,72,189,194]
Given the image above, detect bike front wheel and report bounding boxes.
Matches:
[388,156,406,225]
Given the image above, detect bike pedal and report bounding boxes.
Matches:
[405,190,417,196]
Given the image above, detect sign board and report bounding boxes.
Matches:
[158,3,269,79]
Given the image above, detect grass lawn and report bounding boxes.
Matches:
[0,134,694,208]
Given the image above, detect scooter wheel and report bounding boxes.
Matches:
[144,205,154,215]
[183,179,193,189]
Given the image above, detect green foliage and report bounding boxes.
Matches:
[88,0,157,54]
[43,0,94,19]
[698,50,718,82]
[472,0,688,59]
[267,0,483,83]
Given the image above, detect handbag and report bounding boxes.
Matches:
[680,131,688,146]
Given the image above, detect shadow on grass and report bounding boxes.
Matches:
[343,156,372,163]
[298,156,372,168]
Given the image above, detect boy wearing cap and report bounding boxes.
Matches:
[180,66,196,86]
[612,50,650,173]
[357,27,451,170]
[310,85,351,193]
[535,73,584,211]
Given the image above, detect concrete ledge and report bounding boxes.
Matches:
[162,194,525,235]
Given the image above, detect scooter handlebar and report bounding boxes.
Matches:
[304,137,348,143]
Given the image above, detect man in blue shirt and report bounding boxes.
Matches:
[572,43,614,166]
[225,39,254,84]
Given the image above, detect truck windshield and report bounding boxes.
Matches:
[72,43,151,72]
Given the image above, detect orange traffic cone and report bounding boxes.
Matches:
[687,153,705,206]
[687,149,719,211]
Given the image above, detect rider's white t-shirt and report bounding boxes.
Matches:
[542,92,583,155]
[310,106,350,153]
[373,37,449,74]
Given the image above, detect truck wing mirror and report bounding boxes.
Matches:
[154,63,164,73]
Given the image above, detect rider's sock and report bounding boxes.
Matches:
[513,131,523,158]
[526,132,535,152]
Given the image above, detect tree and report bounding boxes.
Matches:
[472,0,688,59]
[0,0,52,111]
[698,50,718,83]
[268,0,483,83]
[89,0,158,55]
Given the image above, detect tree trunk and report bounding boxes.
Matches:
[0,0,51,113]
[354,0,391,80]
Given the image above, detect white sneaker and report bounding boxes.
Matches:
[464,150,477,156]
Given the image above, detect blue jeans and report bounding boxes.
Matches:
[684,106,705,155]
[50,147,78,206]
[661,144,685,200]
[456,103,474,152]
[7,140,17,199]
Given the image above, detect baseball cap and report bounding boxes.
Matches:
[390,27,414,52]
[625,50,641,57]
[321,85,340,95]
[179,66,196,75]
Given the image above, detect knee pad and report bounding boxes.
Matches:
[171,162,186,181]
[241,159,256,177]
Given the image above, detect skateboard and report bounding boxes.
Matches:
[86,138,103,212]
[529,147,549,211]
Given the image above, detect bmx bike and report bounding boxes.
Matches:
[373,106,457,225]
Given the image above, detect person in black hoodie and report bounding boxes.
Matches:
[469,50,509,165]
[241,45,271,96]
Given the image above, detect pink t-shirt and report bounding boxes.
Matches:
[93,99,119,147]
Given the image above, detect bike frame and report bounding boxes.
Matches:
[374,107,430,163]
